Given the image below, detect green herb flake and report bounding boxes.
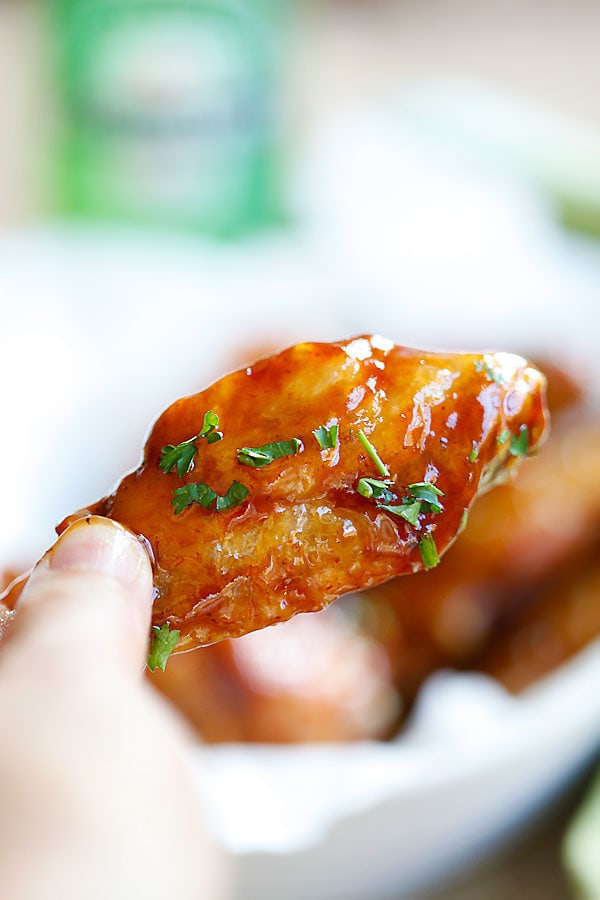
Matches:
[215,480,250,511]
[497,429,511,446]
[199,410,220,439]
[474,359,505,385]
[419,533,440,570]
[356,477,395,503]
[357,430,390,477]
[509,426,529,457]
[159,437,199,479]
[147,623,180,672]
[362,476,445,525]
[237,439,301,468]
[313,424,339,450]
[407,481,444,513]
[159,410,222,477]
[469,445,479,463]
[380,500,422,526]
[173,480,249,515]
[172,482,217,515]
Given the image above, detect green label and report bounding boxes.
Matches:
[53,1,287,237]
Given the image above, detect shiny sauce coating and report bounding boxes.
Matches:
[58,336,548,651]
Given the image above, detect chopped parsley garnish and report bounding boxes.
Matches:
[198,410,222,441]
[237,439,301,468]
[159,410,222,477]
[379,500,422,526]
[159,437,199,478]
[509,425,529,457]
[356,477,395,503]
[357,474,445,526]
[469,445,479,463]
[419,533,440,570]
[172,482,217,514]
[497,426,529,455]
[216,480,251,511]
[357,430,390,477]
[377,482,444,523]
[406,481,444,514]
[172,480,249,515]
[313,424,339,450]
[474,359,504,384]
[147,623,180,672]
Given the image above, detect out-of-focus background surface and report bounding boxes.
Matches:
[5,0,600,229]
[1,2,599,899]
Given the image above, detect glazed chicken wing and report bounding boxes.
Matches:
[59,335,547,653]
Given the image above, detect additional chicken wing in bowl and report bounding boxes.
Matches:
[151,602,401,743]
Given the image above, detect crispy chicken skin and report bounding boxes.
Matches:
[58,336,547,651]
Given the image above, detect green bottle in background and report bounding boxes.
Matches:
[52,0,289,238]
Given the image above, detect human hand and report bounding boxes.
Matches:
[0,517,229,900]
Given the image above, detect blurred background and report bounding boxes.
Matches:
[1,2,600,899]
[4,0,600,235]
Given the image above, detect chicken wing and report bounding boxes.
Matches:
[58,335,548,652]
[478,561,600,692]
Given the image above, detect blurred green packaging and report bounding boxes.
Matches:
[52,0,288,237]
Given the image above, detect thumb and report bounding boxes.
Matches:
[8,517,154,679]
